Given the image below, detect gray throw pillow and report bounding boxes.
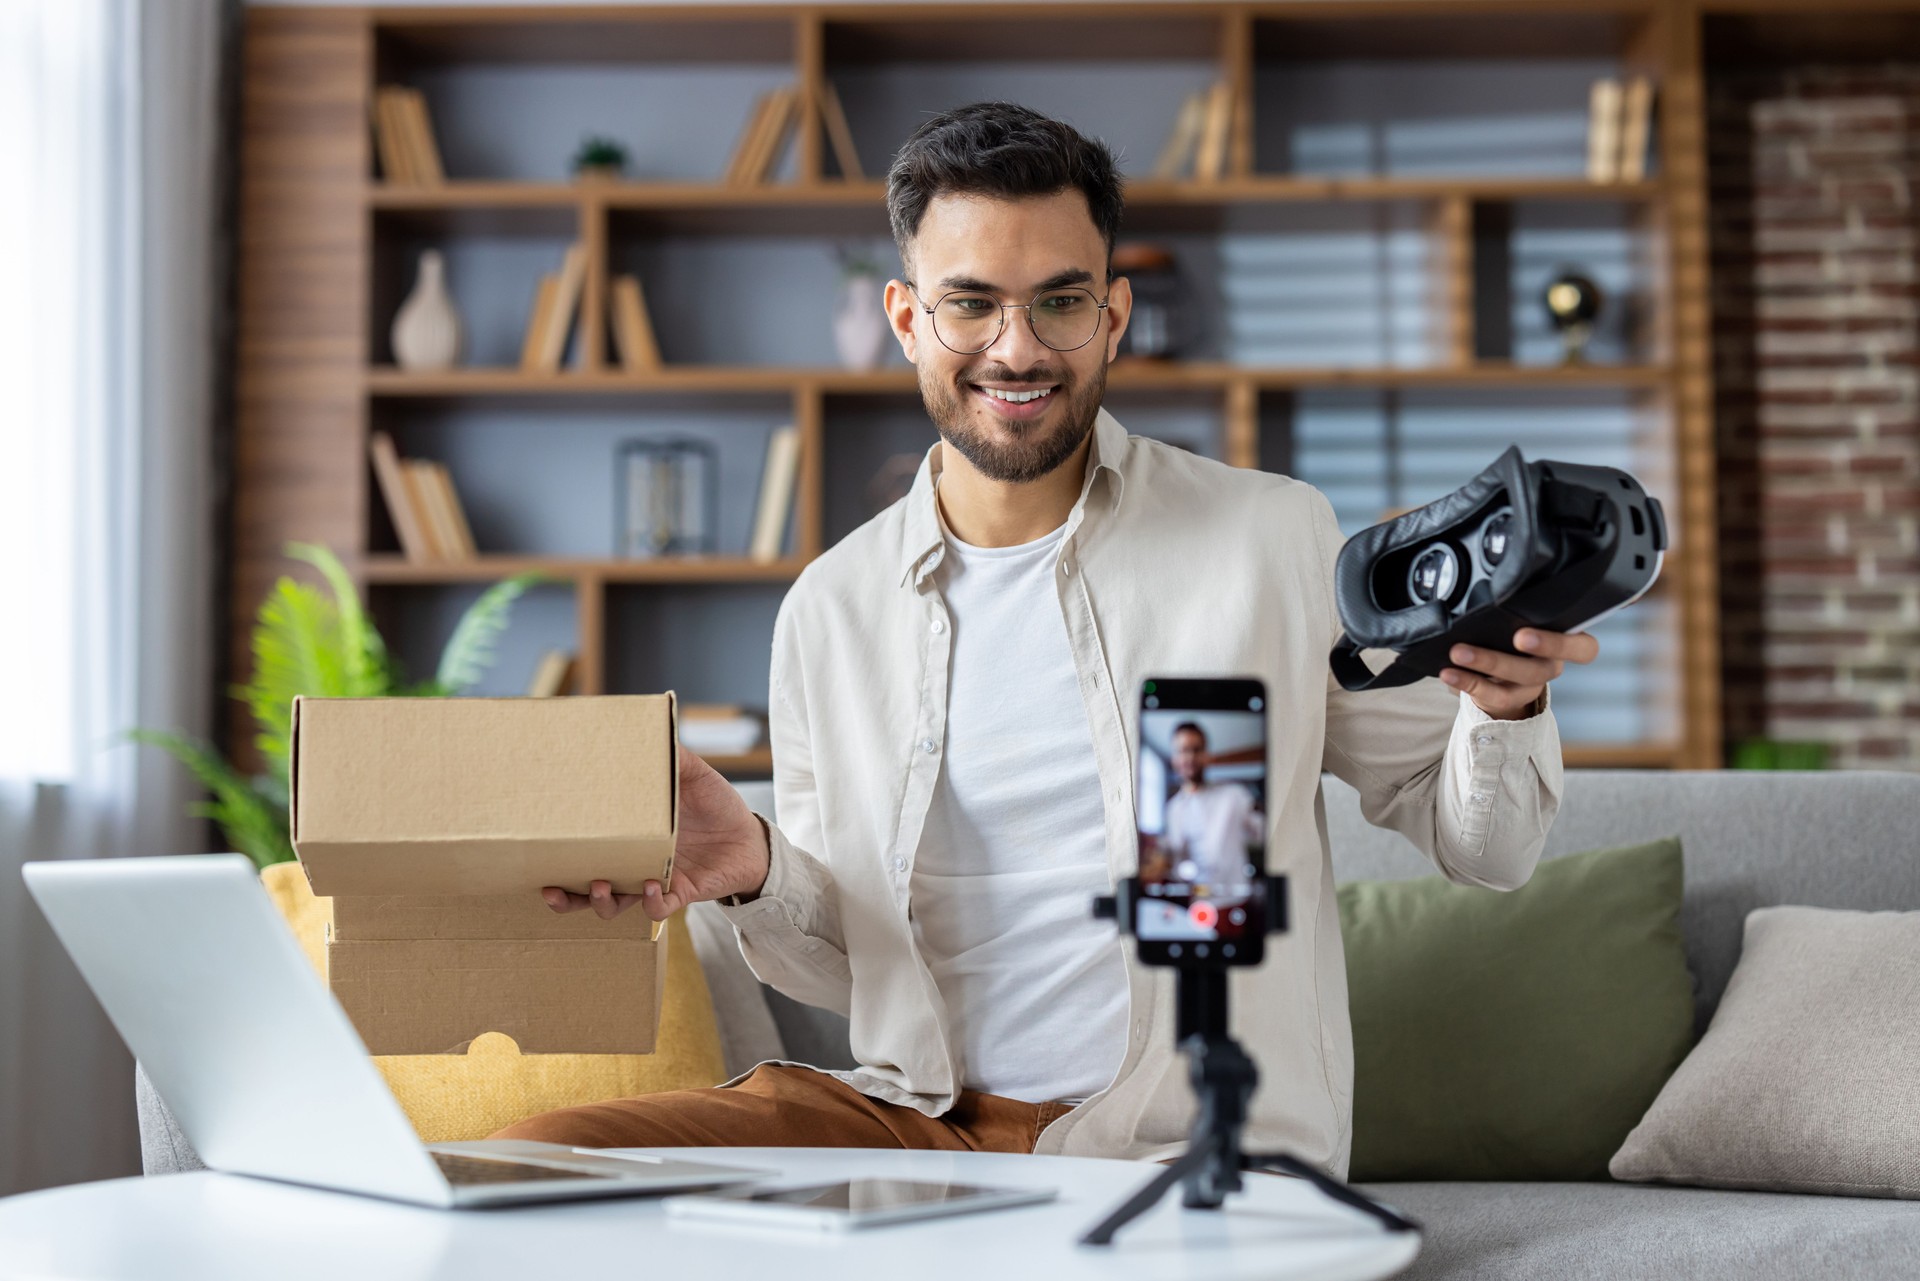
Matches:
[1610,906,1920,1199]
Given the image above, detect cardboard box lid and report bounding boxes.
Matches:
[291,693,677,900]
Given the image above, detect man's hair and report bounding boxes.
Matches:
[886,102,1125,282]
[1172,722,1207,745]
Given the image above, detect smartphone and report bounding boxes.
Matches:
[662,1178,1057,1231]
[1133,677,1270,966]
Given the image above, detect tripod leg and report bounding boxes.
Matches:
[1079,1135,1219,1247]
[1247,1154,1421,1235]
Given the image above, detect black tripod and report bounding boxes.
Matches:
[1079,966,1421,1246]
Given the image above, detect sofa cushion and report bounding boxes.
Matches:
[1359,1181,1920,1281]
[1340,838,1694,1181]
[260,861,727,1142]
[1611,906,1920,1198]
[1324,770,1920,1037]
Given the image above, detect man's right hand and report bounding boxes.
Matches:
[541,745,771,923]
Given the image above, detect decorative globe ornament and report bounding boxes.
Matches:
[1543,270,1604,365]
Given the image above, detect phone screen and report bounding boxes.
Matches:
[1134,678,1269,964]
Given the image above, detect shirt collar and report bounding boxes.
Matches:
[899,405,1129,588]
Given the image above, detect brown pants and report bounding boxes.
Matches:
[489,1063,1074,1153]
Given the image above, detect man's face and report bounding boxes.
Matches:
[1173,729,1208,784]
[884,189,1131,485]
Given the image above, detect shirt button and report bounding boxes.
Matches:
[1061,561,1073,576]
[1470,791,1490,805]
[930,618,945,634]
[920,737,937,754]
[892,857,906,872]
[1134,1021,1146,1039]
[1476,735,1494,747]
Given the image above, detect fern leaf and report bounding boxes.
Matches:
[435,574,542,694]
[288,541,390,697]
[245,577,349,779]
[128,730,294,868]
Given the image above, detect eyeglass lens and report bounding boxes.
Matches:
[931,288,1101,354]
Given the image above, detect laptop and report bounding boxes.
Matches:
[23,853,768,1208]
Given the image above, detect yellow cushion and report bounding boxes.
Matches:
[260,860,727,1142]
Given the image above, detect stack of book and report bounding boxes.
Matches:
[1587,76,1656,183]
[724,81,862,184]
[369,432,478,562]
[1154,81,1237,181]
[677,704,766,757]
[748,424,802,562]
[518,244,664,373]
[371,86,444,185]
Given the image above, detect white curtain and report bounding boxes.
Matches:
[0,0,226,1196]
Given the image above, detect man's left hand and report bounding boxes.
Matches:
[1440,628,1599,721]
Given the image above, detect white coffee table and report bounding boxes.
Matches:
[0,1147,1419,1281]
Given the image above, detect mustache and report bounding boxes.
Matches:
[961,367,1068,385]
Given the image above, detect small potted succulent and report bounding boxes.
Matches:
[571,136,629,182]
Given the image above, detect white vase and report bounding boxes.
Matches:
[832,272,890,372]
[391,249,463,371]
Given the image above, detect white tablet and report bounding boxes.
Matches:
[663,1177,1056,1231]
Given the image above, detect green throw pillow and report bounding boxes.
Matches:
[1339,837,1694,1182]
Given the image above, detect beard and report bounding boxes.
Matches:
[920,356,1106,485]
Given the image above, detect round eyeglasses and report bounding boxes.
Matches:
[906,282,1110,355]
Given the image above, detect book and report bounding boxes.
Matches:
[609,274,663,371]
[1587,78,1623,183]
[748,424,801,562]
[678,712,765,757]
[431,462,478,558]
[372,88,415,184]
[1194,80,1233,181]
[725,90,780,184]
[526,650,575,698]
[407,460,471,560]
[818,80,862,180]
[1618,76,1655,181]
[399,88,444,185]
[368,432,435,561]
[519,273,560,370]
[530,243,588,373]
[745,85,800,184]
[1154,88,1207,180]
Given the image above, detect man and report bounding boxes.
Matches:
[1161,722,1263,885]
[500,103,1589,1176]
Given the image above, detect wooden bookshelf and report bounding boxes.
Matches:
[234,1,1726,775]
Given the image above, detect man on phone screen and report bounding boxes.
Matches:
[499,103,1591,1178]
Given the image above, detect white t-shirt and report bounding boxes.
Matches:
[911,507,1130,1105]
[1163,782,1263,884]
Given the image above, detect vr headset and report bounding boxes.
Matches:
[1330,445,1667,693]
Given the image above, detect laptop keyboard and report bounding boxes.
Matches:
[432,1152,605,1185]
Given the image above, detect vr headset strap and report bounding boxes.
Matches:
[1329,637,1427,692]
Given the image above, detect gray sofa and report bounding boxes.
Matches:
[140,770,1920,1279]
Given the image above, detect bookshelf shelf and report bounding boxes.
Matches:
[361,555,809,586]
[364,361,1670,398]
[235,1,1724,777]
[702,747,774,777]
[370,175,1664,214]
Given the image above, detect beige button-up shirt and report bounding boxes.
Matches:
[718,405,1563,1177]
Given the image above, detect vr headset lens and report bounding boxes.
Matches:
[1330,447,1666,693]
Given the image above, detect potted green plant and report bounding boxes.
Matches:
[132,542,542,868]
[571,136,629,181]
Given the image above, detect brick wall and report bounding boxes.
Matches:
[1709,66,1920,769]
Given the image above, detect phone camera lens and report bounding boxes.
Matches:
[1408,545,1459,604]
[1481,510,1513,567]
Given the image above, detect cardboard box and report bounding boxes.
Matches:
[290,693,679,1055]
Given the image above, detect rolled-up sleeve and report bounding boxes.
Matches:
[1312,489,1562,890]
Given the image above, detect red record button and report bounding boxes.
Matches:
[1189,901,1219,930]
